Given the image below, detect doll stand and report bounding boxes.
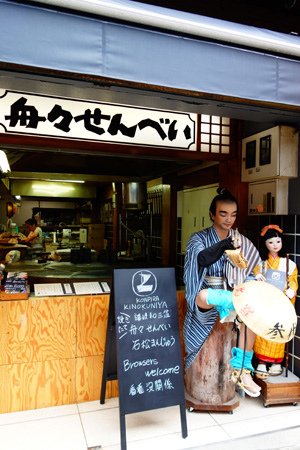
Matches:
[254,371,300,407]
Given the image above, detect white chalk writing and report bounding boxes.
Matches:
[136,296,160,303]
[128,378,175,396]
[133,310,171,321]
[124,301,168,310]
[132,336,176,350]
[123,358,158,372]
[145,365,180,377]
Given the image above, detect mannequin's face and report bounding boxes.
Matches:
[265,236,282,255]
[210,201,237,234]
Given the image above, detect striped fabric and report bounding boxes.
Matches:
[183,226,260,369]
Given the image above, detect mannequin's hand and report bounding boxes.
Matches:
[285,288,295,299]
[255,273,266,281]
[232,229,241,249]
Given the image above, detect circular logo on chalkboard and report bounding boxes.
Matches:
[132,270,157,296]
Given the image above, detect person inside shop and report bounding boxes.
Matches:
[184,187,262,398]
[253,224,298,378]
[19,218,44,248]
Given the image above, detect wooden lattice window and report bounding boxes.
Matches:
[200,115,230,154]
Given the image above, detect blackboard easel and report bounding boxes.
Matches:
[101,267,187,450]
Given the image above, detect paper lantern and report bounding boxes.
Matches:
[6,201,14,218]
[232,280,297,343]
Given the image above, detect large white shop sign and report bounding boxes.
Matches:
[0,90,197,150]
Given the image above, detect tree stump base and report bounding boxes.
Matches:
[185,319,240,412]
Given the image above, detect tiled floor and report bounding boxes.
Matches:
[0,395,299,450]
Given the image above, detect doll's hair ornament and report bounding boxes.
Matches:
[260,224,283,237]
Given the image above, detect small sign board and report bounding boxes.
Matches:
[113,267,187,449]
[265,269,286,291]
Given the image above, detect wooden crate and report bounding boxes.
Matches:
[255,371,300,407]
[0,293,118,413]
[0,291,185,412]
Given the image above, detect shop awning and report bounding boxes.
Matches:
[1,0,300,107]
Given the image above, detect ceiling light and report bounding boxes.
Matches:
[45,179,85,183]
[32,183,75,196]
[0,150,11,177]
[9,176,85,183]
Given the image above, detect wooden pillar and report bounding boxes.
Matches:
[161,182,178,266]
[218,120,248,233]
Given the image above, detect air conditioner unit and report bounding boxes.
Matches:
[242,126,298,182]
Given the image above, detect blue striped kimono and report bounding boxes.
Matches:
[183,226,260,369]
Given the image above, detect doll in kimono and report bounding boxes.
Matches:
[254,224,298,378]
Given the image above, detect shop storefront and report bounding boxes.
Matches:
[0,0,300,411]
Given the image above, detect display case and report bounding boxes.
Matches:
[242,126,298,182]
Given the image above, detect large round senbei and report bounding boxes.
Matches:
[232,280,297,343]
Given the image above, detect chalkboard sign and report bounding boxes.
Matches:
[114,267,187,426]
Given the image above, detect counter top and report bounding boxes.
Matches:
[6,259,158,285]
[0,244,28,248]
[7,260,112,280]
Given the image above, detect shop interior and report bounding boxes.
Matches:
[0,166,168,288]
